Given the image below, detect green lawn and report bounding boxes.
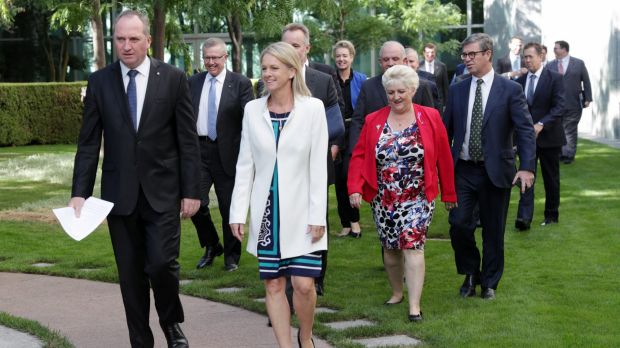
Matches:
[0,140,618,347]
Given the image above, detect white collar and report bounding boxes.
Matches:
[120,56,150,77]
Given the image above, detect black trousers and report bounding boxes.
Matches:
[334,155,360,227]
[449,161,511,290]
[107,188,183,348]
[517,146,561,222]
[561,108,583,160]
[190,138,240,265]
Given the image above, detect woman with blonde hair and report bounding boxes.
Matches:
[229,41,328,347]
[348,65,456,322]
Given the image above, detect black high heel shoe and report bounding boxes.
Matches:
[348,230,362,238]
[297,331,315,347]
[408,311,423,322]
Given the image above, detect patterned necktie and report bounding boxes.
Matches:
[127,70,138,130]
[527,74,537,105]
[558,60,564,75]
[468,79,484,161]
[207,76,218,140]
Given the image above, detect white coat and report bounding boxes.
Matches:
[229,95,328,259]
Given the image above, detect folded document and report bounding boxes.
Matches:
[53,197,114,241]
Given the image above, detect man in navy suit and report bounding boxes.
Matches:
[69,10,199,347]
[189,38,254,272]
[514,42,565,230]
[444,33,536,300]
[495,36,528,80]
[547,40,592,164]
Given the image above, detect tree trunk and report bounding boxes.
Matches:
[91,0,105,70]
[152,0,166,60]
[43,34,56,81]
[58,35,70,82]
[226,14,242,73]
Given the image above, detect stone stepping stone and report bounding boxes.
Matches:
[352,334,421,347]
[179,279,193,286]
[324,319,374,330]
[0,325,43,348]
[314,307,338,314]
[79,268,99,272]
[31,263,54,268]
[214,287,243,293]
[253,297,266,302]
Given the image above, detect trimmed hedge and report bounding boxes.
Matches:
[0,82,86,146]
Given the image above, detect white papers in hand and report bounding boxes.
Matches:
[53,197,114,241]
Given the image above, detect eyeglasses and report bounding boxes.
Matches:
[203,54,226,62]
[460,50,487,60]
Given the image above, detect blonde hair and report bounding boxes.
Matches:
[382,65,419,91]
[332,40,356,58]
[260,42,311,98]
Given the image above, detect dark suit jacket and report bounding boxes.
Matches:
[546,56,592,110]
[431,60,450,106]
[348,73,434,151]
[72,59,201,215]
[418,70,443,111]
[309,61,345,113]
[444,74,536,188]
[496,54,525,75]
[188,70,254,176]
[516,68,566,148]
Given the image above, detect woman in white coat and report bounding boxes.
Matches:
[229,42,328,348]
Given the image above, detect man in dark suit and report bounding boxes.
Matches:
[348,41,434,151]
[444,33,536,300]
[495,36,528,80]
[281,23,344,297]
[405,47,443,112]
[423,42,450,106]
[547,40,592,164]
[189,38,254,272]
[514,42,566,230]
[69,10,199,348]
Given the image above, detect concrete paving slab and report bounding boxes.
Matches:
[324,319,375,330]
[352,334,421,347]
[179,279,193,286]
[315,307,338,314]
[30,263,53,268]
[214,286,243,293]
[0,273,331,348]
[0,325,43,348]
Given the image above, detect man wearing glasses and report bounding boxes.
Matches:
[444,33,536,300]
[188,38,254,272]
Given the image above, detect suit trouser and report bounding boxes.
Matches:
[190,138,240,265]
[561,108,583,159]
[517,146,561,222]
[107,188,184,348]
[334,154,360,227]
[449,161,511,290]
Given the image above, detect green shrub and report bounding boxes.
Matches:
[0,82,86,146]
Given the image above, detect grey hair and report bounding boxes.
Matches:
[379,41,405,58]
[461,33,494,61]
[282,23,310,45]
[202,38,227,53]
[382,65,419,91]
[114,10,150,37]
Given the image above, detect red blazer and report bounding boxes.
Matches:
[348,105,456,203]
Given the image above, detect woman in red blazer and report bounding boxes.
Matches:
[348,65,456,322]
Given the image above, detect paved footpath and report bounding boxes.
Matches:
[0,273,331,348]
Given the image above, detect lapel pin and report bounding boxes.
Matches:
[157,72,160,75]
[376,124,380,131]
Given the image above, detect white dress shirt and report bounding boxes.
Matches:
[197,69,226,136]
[524,67,543,100]
[120,57,150,130]
[460,69,495,160]
[425,60,435,74]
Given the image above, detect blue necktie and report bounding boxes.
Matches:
[527,74,536,105]
[469,79,484,162]
[127,70,138,130]
[207,77,217,140]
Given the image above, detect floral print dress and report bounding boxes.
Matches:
[371,121,435,250]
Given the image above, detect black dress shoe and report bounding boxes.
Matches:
[540,218,558,226]
[160,323,188,348]
[408,311,423,322]
[515,219,531,231]
[224,262,239,272]
[196,243,224,269]
[459,274,478,298]
[348,230,362,238]
[481,287,496,300]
